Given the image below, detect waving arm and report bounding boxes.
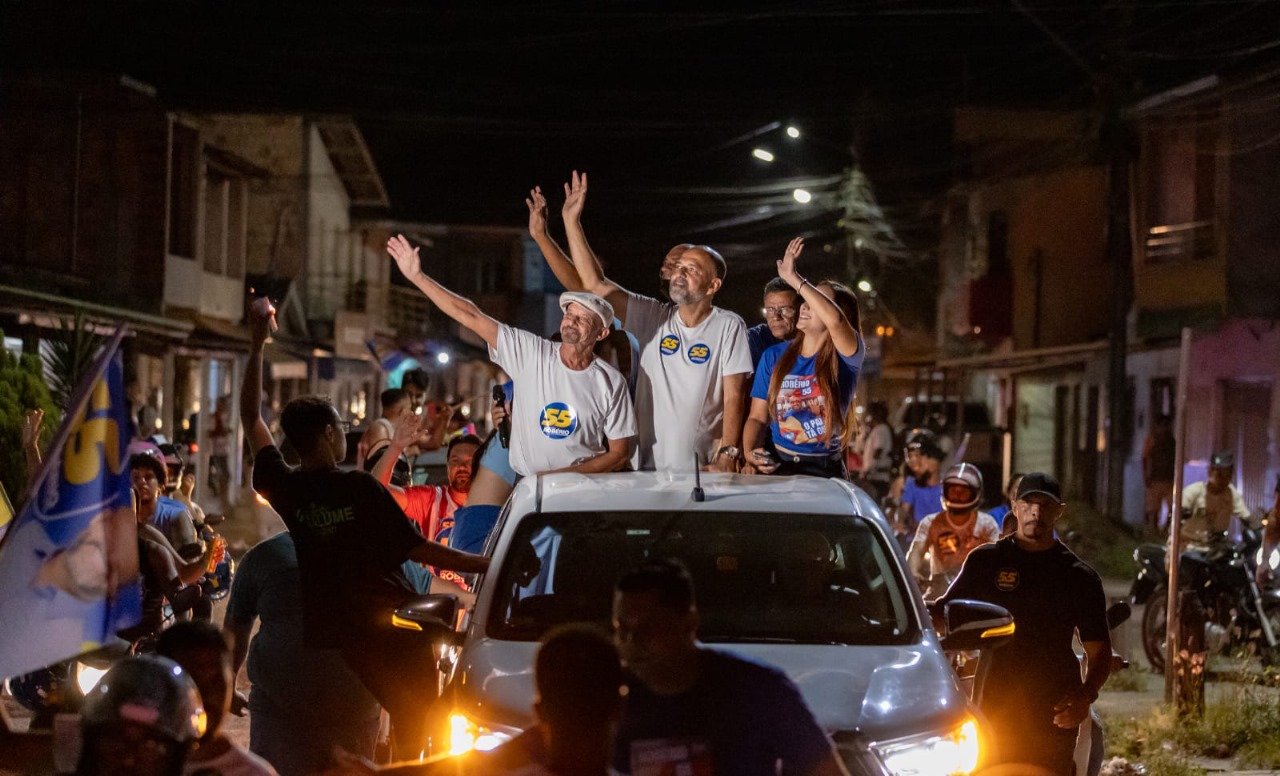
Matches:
[560,171,629,321]
[388,234,501,348]
[777,238,860,357]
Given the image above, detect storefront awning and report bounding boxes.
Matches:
[0,283,194,340]
[183,315,251,353]
[261,344,308,380]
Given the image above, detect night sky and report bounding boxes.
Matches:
[4,0,1278,321]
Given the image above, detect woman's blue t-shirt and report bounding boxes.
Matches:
[750,334,864,456]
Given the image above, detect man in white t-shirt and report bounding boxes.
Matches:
[388,235,636,478]
[556,171,752,473]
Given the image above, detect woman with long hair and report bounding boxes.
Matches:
[742,237,863,478]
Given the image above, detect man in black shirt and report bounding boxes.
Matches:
[937,472,1110,773]
[239,298,490,759]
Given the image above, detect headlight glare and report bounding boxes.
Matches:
[75,662,109,696]
[448,712,517,755]
[874,718,980,776]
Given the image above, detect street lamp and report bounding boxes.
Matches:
[436,351,451,365]
[792,188,812,204]
[751,148,775,162]
[786,125,801,139]
[857,279,873,293]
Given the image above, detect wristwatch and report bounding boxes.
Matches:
[716,445,742,461]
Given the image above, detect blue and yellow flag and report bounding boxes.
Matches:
[0,328,141,680]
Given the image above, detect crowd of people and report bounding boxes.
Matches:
[21,169,1276,775]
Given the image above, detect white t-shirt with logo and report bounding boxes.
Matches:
[625,293,752,472]
[491,324,637,478]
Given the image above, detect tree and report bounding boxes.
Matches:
[0,332,59,504]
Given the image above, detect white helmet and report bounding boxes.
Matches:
[942,462,983,512]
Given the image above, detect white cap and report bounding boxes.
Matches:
[558,291,615,329]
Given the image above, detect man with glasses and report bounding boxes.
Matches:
[749,277,801,371]
[937,472,1110,773]
[555,171,753,474]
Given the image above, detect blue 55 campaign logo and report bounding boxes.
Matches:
[659,334,681,356]
[687,343,711,364]
[540,402,579,440]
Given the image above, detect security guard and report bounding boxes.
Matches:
[937,472,1111,772]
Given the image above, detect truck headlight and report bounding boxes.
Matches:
[448,712,518,755]
[873,717,980,776]
[75,662,109,696]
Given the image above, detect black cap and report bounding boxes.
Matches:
[1210,451,1234,469]
[1016,472,1063,504]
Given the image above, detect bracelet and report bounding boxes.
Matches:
[796,277,811,292]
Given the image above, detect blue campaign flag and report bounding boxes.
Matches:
[0,328,141,680]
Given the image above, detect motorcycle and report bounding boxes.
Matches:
[1130,520,1280,673]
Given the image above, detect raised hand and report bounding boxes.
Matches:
[21,408,43,451]
[246,295,276,344]
[387,233,423,281]
[391,410,425,451]
[526,186,548,238]
[777,237,805,290]
[561,170,588,223]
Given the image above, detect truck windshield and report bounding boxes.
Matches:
[487,510,917,645]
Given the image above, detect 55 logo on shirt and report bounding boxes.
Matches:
[687,343,711,364]
[659,334,681,356]
[540,402,579,440]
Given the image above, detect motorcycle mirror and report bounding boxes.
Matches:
[392,594,460,640]
[938,599,1015,652]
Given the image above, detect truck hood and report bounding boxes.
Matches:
[448,638,967,742]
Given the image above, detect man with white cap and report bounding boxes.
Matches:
[388,234,636,478]
[552,171,752,473]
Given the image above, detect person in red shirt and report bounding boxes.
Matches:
[373,414,481,588]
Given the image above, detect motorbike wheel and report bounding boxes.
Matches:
[1142,585,1168,674]
[1258,600,1280,667]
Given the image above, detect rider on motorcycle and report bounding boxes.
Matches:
[1179,451,1250,548]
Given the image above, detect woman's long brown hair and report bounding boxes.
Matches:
[765,280,863,449]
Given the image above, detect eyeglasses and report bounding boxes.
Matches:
[761,306,797,319]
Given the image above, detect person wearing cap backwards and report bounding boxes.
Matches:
[907,462,999,598]
[1179,450,1251,548]
[936,472,1110,773]
[388,234,637,478]
[892,429,945,549]
[533,172,752,473]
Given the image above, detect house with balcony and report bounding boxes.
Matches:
[0,71,267,507]
[935,81,1280,528]
[1120,73,1280,515]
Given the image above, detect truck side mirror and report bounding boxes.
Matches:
[938,599,1015,652]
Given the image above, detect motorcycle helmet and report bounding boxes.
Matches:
[1210,451,1235,470]
[941,462,983,512]
[80,656,205,744]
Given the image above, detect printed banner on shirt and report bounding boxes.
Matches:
[774,373,831,446]
[0,328,141,680]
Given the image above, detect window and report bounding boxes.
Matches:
[487,511,915,645]
[986,211,1009,275]
[168,123,199,258]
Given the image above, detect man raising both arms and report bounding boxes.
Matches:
[241,298,490,759]
[551,172,752,473]
[387,234,636,478]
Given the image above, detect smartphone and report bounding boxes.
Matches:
[250,295,279,332]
